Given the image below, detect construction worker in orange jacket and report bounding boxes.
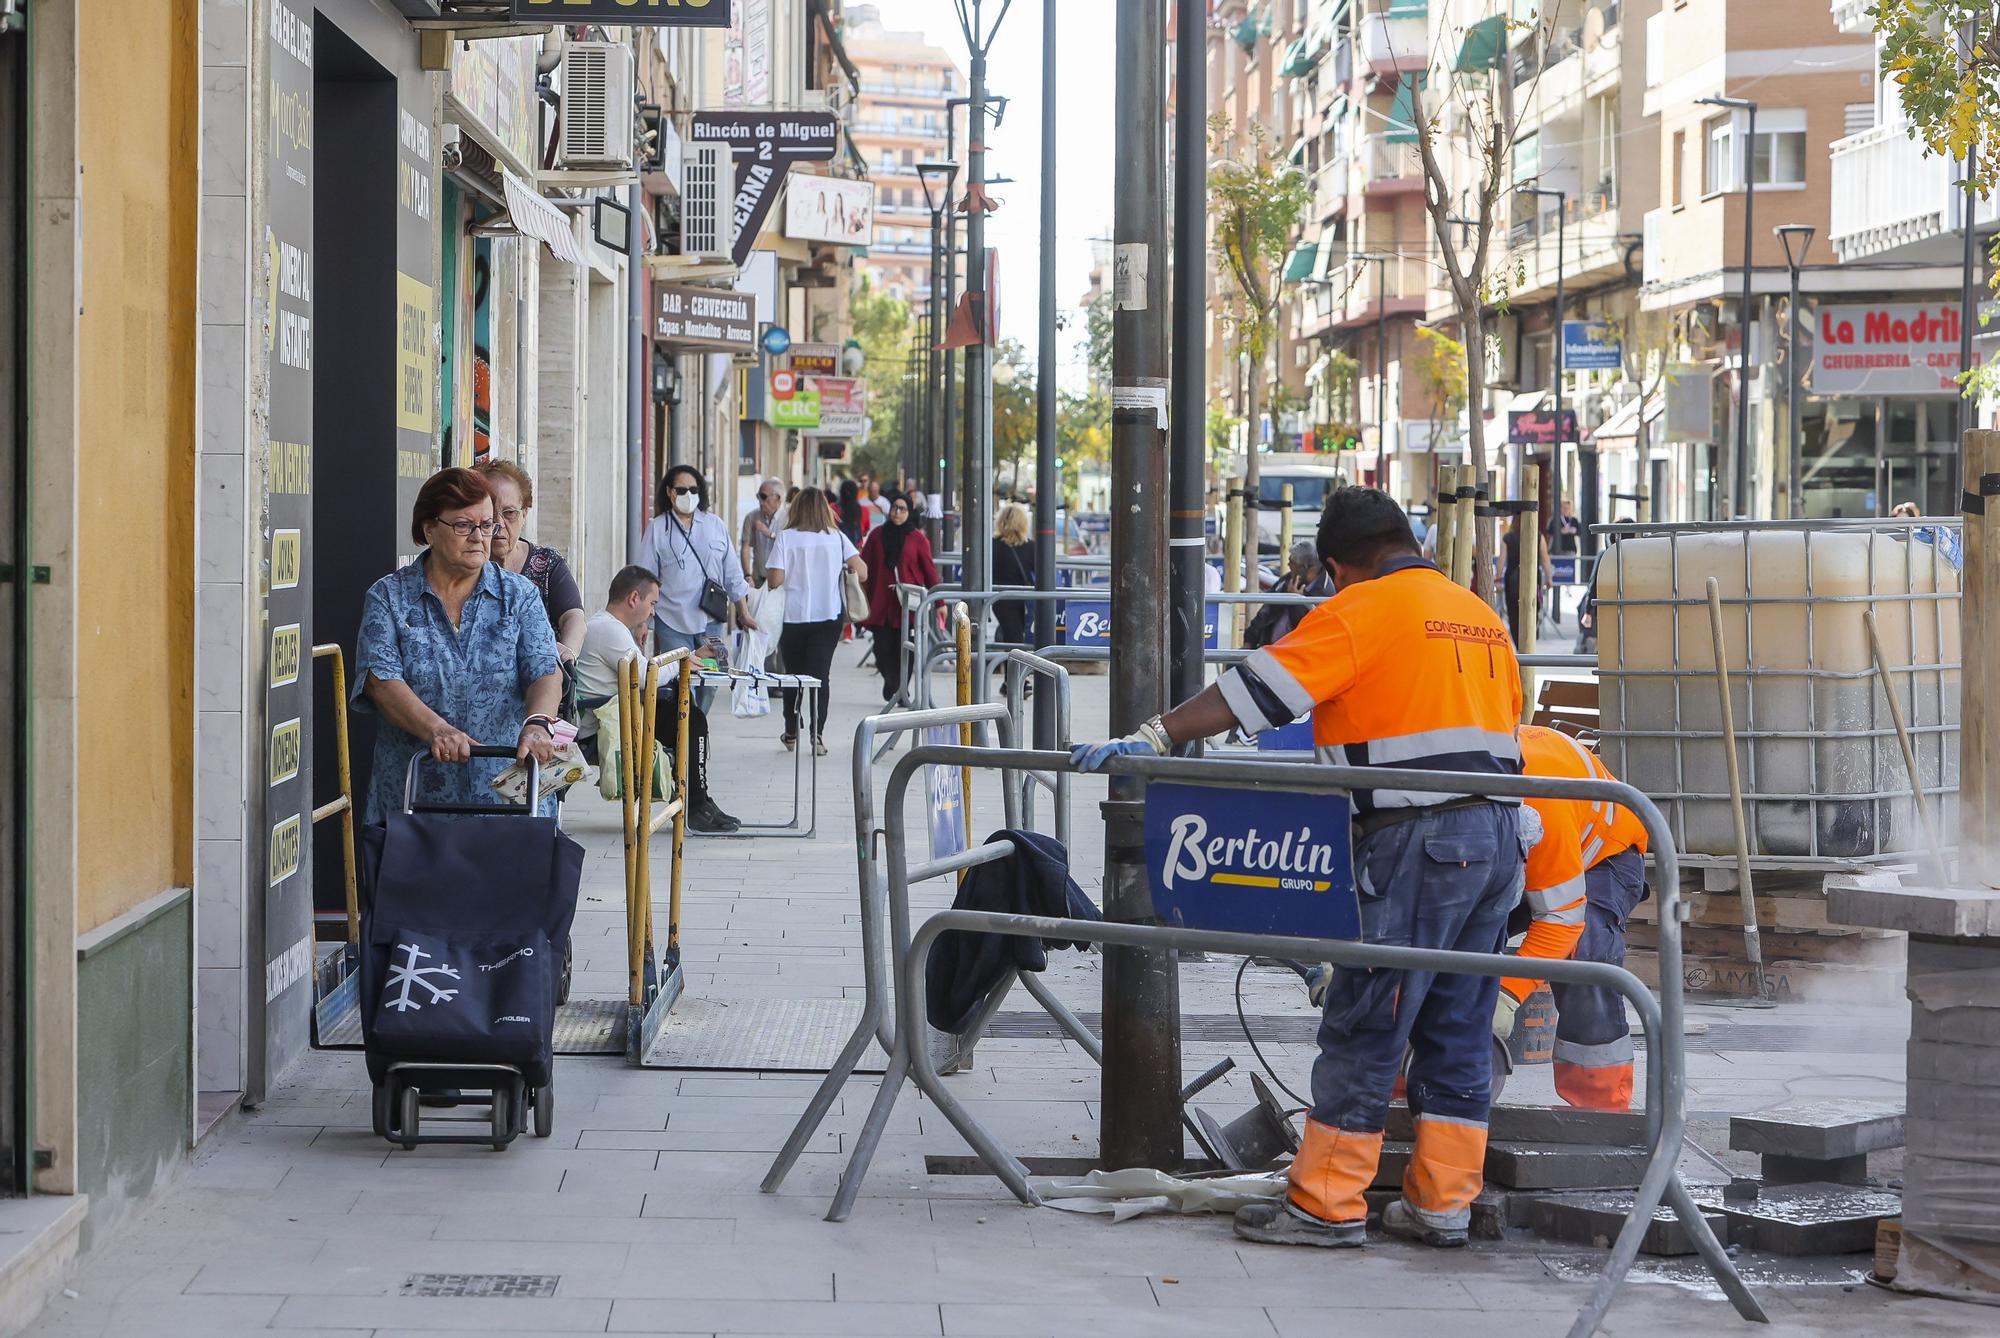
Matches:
[1498,725,1651,1111]
[1072,488,1525,1249]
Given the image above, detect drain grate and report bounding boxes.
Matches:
[401,1273,560,1299]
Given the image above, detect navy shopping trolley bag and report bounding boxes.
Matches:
[358,747,584,1146]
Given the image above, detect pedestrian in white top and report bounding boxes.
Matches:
[765,488,865,755]
[637,463,757,713]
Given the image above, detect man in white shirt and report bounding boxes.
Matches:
[575,566,739,833]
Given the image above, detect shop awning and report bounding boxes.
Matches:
[1587,394,1662,445]
[502,170,586,266]
[1283,243,1320,282]
[1454,15,1508,72]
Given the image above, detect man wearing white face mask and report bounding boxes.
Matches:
[638,463,757,713]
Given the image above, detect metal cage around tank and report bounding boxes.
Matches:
[1592,517,1961,869]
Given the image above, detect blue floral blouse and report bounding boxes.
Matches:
[351,554,560,823]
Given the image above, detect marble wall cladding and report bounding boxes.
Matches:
[196,964,242,1092]
[196,837,244,971]
[198,0,251,1095]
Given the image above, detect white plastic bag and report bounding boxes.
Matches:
[732,628,774,718]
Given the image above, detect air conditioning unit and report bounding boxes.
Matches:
[557,42,635,170]
[680,143,736,262]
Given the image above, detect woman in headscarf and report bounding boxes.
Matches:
[836,478,867,546]
[857,490,939,703]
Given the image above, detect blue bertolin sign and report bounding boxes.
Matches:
[1143,782,1359,940]
[1066,600,1218,649]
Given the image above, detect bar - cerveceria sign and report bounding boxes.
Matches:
[655,283,756,353]
[509,0,731,27]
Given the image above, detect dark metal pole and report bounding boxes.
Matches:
[1103,0,1181,1172]
[1737,105,1757,518]
[929,206,946,539]
[1374,254,1387,487]
[1169,0,1207,722]
[963,11,994,653]
[943,209,959,552]
[1551,197,1565,541]
[1800,253,1816,520]
[1034,0,1060,745]
[627,182,647,563]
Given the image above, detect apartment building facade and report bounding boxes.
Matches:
[846,4,963,307]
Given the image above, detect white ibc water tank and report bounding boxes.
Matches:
[1596,524,1960,863]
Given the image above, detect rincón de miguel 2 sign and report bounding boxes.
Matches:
[1813,302,1981,397]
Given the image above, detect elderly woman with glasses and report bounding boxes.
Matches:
[352,467,562,821]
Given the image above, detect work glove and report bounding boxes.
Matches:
[1306,962,1333,1008]
[1069,716,1171,773]
[1492,990,1521,1042]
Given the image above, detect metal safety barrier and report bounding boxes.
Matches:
[758,700,1016,1169]
[764,743,1764,1338]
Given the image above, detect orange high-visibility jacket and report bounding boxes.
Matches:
[1218,555,1524,813]
[1501,724,1649,1003]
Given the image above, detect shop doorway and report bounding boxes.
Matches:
[0,11,26,1197]
[310,19,399,927]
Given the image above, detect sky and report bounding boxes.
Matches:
[859,0,1116,386]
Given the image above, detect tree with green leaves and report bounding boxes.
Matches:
[1410,327,1468,455]
[1874,3,2000,397]
[1209,113,1312,581]
[991,337,1038,499]
[1407,7,1553,596]
[851,278,915,483]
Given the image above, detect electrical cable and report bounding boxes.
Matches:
[1234,955,1312,1109]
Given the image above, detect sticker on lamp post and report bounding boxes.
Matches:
[1143,782,1359,940]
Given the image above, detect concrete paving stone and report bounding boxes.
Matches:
[1761,1151,1870,1186]
[21,1295,288,1338]
[1268,1308,1574,1338]
[1705,1182,1903,1256]
[1483,1143,1650,1190]
[605,1298,943,1334]
[428,1212,736,1244]
[941,1301,1277,1337]
[1729,1100,1905,1159]
[930,1242,1251,1280]
[1145,1269,1481,1310]
[580,1126,843,1154]
[832,1268,1159,1306]
[268,1294,614,1330]
[351,1186,646,1217]
[677,1076,848,1097]
[1528,1191,1729,1256]
[1386,1102,1648,1148]
[311,1236,634,1274]
[638,1192,934,1225]
[556,1253,834,1301]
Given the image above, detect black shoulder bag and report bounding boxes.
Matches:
[670,515,732,625]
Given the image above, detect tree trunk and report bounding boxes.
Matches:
[1463,303,1496,603]
[1242,353,1262,588]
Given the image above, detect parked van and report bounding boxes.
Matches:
[1224,457,1349,555]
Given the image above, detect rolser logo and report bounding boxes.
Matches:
[1160,812,1338,893]
[479,946,535,973]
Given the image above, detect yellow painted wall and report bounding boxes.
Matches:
[74,0,198,931]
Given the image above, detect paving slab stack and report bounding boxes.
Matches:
[1828,880,2000,1301]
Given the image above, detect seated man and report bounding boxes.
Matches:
[1497,725,1650,1110]
[574,565,738,833]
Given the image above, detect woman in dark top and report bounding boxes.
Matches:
[477,459,586,662]
[991,502,1036,648]
[858,491,940,703]
[836,479,866,545]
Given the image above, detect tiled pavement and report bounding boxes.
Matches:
[23,649,1977,1336]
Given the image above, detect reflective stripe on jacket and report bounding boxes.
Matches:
[1217,556,1523,814]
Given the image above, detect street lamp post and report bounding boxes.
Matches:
[1521,185,1566,537]
[1355,253,1390,489]
[1698,94,1758,518]
[1776,224,1815,520]
[918,160,959,539]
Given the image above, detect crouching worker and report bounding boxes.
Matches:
[1499,725,1650,1111]
[573,565,740,833]
[1071,488,1525,1249]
